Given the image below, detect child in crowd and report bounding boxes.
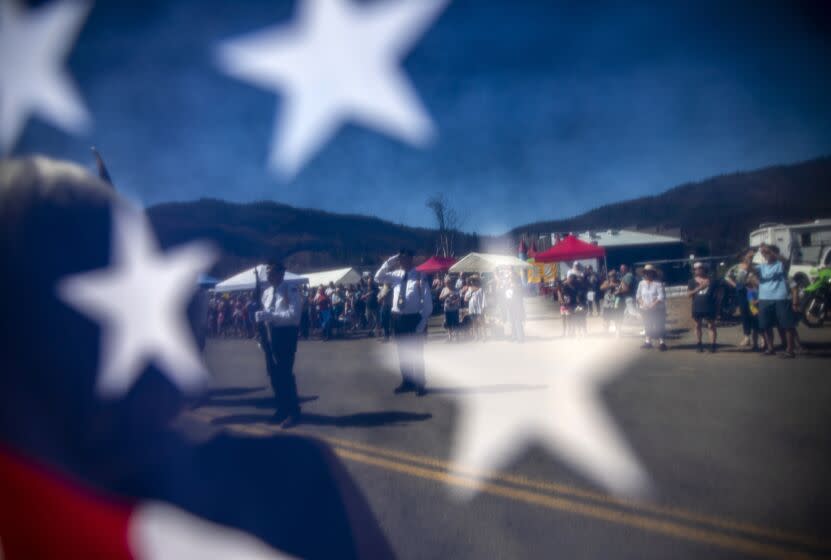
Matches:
[746,277,763,352]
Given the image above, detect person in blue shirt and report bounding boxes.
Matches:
[756,244,799,358]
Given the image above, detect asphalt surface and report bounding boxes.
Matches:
[177,298,831,559]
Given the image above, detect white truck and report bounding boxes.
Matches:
[749,219,831,285]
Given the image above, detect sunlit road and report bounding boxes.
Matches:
[178,300,831,559]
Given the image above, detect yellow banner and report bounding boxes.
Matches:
[527,261,558,283]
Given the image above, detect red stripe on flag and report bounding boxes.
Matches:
[0,448,134,560]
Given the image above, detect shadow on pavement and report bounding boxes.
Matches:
[663,340,831,359]
[665,328,690,340]
[426,384,547,395]
[433,335,556,343]
[210,411,432,428]
[205,386,266,397]
[797,341,831,359]
[301,411,433,427]
[197,395,319,409]
[669,342,723,351]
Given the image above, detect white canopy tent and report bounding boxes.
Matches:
[449,252,532,274]
[303,267,362,288]
[214,264,306,293]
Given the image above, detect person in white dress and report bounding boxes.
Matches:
[635,264,667,351]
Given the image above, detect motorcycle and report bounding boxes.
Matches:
[800,268,831,328]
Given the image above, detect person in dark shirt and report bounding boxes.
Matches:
[687,262,723,352]
[378,282,394,341]
[585,266,601,316]
[313,286,333,340]
[362,277,381,337]
[724,249,758,348]
[559,272,584,336]
[600,270,623,335]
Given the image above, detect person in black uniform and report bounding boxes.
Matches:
[256,260,303,428]
[375,249,433,396]
[0,156,393,559]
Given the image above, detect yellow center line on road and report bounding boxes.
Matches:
[292,429,829,551]
[187,411,830,558]
[334,447,817,560]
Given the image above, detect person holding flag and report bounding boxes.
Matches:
[0,156,393,559]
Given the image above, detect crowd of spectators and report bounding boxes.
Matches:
[208,276,393,341]
[208,242,804,357]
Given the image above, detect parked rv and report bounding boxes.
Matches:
[749,219,831,285]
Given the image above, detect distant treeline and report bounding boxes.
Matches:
[147,155,831,276]
[507,155,831,257]
[148,198,481,276]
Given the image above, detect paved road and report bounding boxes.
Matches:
[178,299,831,559]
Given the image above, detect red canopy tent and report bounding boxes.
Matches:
[534,235,605,262]
[416,256,458,273]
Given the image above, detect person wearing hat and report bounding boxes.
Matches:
[687,261,723,353]
[375,249,433,395]
[636,264,667,350]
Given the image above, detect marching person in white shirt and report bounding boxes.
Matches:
[375,249,433,396]
[255,259,303,428]
[636,264,667,351]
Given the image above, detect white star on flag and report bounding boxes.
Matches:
[215,0,448,177]
[376,301,651,499]
[57,203,216,399]
[0,0,92,153]
[131,502,296,560]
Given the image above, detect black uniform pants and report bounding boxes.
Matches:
[267,325,301,415]
[380,305,393,338]
[392,313,425,388]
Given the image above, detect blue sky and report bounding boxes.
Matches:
[15,0,831,234]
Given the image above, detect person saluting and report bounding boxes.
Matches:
[375,249,433,396]
[256,259,303,428]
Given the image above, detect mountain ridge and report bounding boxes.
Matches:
[507,155,831,254]
[147,155,831,276]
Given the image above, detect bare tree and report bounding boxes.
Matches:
[426,193,461,257]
